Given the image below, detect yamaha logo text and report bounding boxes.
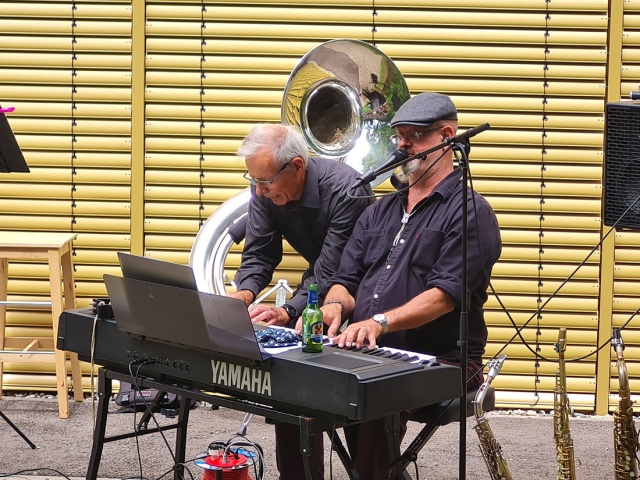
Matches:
[210,359,272,396]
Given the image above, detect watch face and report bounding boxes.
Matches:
[284,305,298,318]
[372,314,388,333]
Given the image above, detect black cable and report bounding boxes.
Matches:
[224,436,265,480]
[412,460,420,480]
[464,162,640,390]
[480,188,640,365]
[126,360,195,480]
[154,460,197,480]
[128,360,153,480]
[0,469,72,479]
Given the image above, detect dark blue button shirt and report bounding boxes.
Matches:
[330,168,502,363]
[234,157,373,315]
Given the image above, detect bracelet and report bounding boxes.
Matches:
[325,299,343,307]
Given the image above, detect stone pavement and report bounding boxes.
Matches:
[0,395,620,479]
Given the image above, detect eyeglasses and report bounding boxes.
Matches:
[390,126,443,145]
[243,162,290,186]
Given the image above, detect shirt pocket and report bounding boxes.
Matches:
[410,227,445,271]
[361,228,385,266]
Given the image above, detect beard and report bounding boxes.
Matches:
[393,157,421,184]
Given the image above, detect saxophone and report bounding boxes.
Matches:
[554,327,577,480]
[612,328,639,479]
[474,354,514,480]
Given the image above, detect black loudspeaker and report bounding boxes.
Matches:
[604,101,640,230]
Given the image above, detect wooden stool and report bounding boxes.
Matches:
[0,232,84,418]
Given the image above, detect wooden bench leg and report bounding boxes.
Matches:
[61,249,83,402]
[49,249,70,419]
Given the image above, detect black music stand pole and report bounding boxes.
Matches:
[0,109,35,448]
[0,408,36,448]
[452,140,470,480]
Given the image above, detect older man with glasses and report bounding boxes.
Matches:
[227,123,373,480]
[230,123,373,325]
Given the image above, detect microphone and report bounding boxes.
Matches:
[445,123,490,145]
[351,149,410,189]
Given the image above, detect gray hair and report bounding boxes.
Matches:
[237,124,309,167]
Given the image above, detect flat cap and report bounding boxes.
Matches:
[390,92,457,128]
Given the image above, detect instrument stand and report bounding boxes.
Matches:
[89,367,368,480]
[452,140,471,480]
[0,408,36,449]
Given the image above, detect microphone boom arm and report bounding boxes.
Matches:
[365,123,491,183]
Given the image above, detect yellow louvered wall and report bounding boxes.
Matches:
[0,0,638,415]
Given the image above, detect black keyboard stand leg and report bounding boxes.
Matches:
[384,413,404,480]
[387,420,441,480]
[173,395,191,480]
[327,429,359,480]
[87,368,111,480]
[300,418,314,480]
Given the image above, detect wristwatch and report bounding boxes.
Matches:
[282,304,299,321]
[372,313,389,335]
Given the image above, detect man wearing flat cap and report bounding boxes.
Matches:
[313,92,502,478]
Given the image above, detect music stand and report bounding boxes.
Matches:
[0,110,36,448]
[0,112,29,173]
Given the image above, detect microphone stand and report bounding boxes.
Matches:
[446,124,490,480]
[451,139,470,480]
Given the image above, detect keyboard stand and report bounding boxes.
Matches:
[88,367,377,480]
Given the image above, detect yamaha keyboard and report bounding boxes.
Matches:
[58,308,462,421]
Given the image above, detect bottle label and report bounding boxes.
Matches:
[309,319,323,343]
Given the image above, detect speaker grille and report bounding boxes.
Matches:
[604,102,640,230]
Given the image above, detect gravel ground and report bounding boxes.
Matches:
[0,394,621,480]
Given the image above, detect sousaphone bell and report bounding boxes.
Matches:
[189,39,410,294]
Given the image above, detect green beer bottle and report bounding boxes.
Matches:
[302,284,323,353]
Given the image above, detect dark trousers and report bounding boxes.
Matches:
[275,422,324,480]
[343,359,484,480]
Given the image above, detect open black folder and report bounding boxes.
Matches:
[104,254,268,362]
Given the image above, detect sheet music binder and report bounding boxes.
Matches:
[104,274,267,362]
